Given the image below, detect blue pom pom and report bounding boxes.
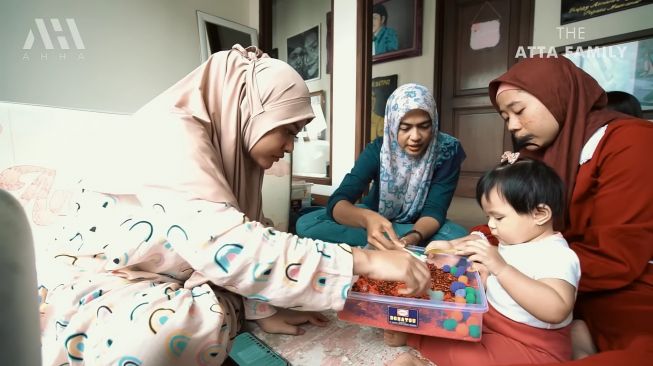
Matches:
[450,281,465,293]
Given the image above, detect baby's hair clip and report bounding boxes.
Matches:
[500,151,520,164]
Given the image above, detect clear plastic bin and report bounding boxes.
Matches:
[338,249,488,342]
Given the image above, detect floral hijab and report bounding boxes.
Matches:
[379,83,446,223]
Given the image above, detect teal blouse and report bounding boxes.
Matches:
[326,135,466,225]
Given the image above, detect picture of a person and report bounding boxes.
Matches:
[288,46,306,79]
[303,31,319,80]
[286,26,320,81]
[372,4,399,56]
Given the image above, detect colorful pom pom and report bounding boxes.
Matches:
[443,318,457,331]
[469,325,481,338]
[451,311,463,322]
[455,323,469,336]
[428,290,445,302]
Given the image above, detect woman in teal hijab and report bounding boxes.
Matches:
[296,84,468,249]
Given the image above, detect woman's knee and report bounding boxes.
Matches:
[295,207,329,236]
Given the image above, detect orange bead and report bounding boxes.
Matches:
[454,297,467,304]
[458,275,468,284]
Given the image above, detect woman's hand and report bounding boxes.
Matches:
[425,231,488,255]
[363,211,404,250]
[455,238,508,276]
[255,308,329,335]
[424,240,455,255]
[399,231,422,247]
[352,248,431,296]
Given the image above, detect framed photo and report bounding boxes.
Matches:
[561,0,653,25]
[372,0,423,64]
[197,11,258,62]
[326,11,333,75]
[287,25,320,81]
[559,29,653,117]
[370,74,398,141]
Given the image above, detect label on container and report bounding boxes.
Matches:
[387,306,419,328]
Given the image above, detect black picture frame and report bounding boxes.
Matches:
[561,0,653,25]
[372,0,423,64]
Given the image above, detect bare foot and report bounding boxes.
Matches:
[388,352,430,366]
[384,330,409,347]
[571,320,597,359]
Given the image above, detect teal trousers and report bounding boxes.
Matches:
[295,206,469,247]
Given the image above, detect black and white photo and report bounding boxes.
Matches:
[286,25,320,81]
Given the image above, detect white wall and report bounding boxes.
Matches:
[533,0,653,48]
[0,0,254,114]
[372,0,436,95]
[315,0,359,196]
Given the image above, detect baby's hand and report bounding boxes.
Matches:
[468,262,490,285]
[255,308,329,335]
[457,239,507,276]
[384,329,408,347]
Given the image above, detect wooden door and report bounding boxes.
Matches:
[439,0,533,197]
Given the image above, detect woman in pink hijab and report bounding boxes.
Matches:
[39,45,430,365]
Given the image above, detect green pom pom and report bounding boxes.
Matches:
[465,293,476,304]
[443,318,458,331]
[476,291,484,304]
[450,266,458,276]
[465,286,475,294]
[469,325,481,338]
[429,290,445,301]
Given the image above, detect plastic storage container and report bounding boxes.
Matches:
[338,248,488,342]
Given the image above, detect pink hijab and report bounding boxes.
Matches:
[119,45,314,221]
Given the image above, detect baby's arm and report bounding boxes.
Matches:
[494,266,576,324]
[457,239,576,324]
